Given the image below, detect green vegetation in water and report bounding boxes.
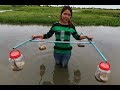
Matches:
[0,5,120,26]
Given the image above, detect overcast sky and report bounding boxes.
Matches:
[70,5,120,9]
[50,5,120,9]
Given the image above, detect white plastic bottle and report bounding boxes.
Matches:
[9,49,25,71]
[61,31,64,41]
[95,62,111,82]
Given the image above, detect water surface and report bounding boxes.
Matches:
[0,24,120,85]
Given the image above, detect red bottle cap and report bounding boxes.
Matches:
[99,62,110,71]
[9,49,21,59]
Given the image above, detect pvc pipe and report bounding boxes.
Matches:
[81,32,107,62]
[13,39,32,49]
[31,40,95,44]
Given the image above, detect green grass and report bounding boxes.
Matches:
[0,5,120,26]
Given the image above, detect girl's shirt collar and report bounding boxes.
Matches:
[58,21,69,26]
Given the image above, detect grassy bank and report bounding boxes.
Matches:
[0,5,120,26]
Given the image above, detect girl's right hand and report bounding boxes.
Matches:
[32,35,44,40]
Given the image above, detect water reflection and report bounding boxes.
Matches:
[37,42,82,85]
[39,64,54,85]
[71,70,81,85]
[39,64,46,84]
[38,60,82,85]
[68,56,81,85]
[38,56,55,85]
[53,65,69,85]
[37,53,70,85]
[38,53,82,85]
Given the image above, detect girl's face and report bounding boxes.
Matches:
[61,9,71,24]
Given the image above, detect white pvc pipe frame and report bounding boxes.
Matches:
[12,33,108,62]
[12,39,94,49]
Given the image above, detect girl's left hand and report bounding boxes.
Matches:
[86,36,93,41]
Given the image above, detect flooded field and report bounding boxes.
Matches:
[0,24,120,85]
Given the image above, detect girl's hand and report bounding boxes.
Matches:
[32,35,37,40]
[39,35,44,39]
[32,35,44,40]
[80,35,93,40]
[86,36,93,41]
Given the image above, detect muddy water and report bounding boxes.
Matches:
[0,24,120,85]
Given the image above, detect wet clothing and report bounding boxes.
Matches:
[43,22,80,54]
[54,52,71,67]
[43,22,80,67]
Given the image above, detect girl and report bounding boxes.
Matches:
[32,6,93,68]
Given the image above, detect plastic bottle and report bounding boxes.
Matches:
[61,31,64,41]
[95,61,111,82]
[9,49,25,71]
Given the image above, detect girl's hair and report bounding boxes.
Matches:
[59,5,73,26]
